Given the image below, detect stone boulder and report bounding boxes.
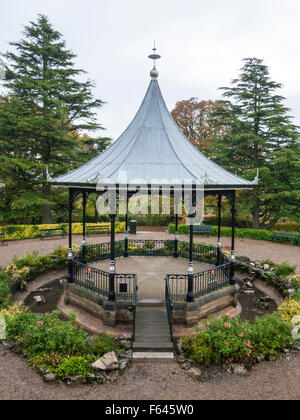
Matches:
[92,352,119,371]
[188,367,202,380]
[291,315,300,326]
[232,364,247,376]
[44,372,57,383]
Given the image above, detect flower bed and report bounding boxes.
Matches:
[4,246,78,292]
[179,311,297,372]
[0,304,132,385]
[0,222,125,241]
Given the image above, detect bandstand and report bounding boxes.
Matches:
[51,49,255,342]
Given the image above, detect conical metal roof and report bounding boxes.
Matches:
[52,76,254,189]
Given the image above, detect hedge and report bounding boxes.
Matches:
[0,222,125,241]
[168,224,300,245]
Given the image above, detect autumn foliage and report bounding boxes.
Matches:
[171,98,227,149]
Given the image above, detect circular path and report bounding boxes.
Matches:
[0,343,299,400]
[1,231,299,274]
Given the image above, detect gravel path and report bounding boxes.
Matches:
[1,232,299,274]
[0,344,299,400]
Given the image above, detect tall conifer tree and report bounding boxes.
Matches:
[0,15,108,223]
[211,58,299,228]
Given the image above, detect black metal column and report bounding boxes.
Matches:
[187,218,194,302]
[109,214,116,301]
[230,191,236,285]
[82,192,87,264]
[217,193,222,266]
[67,188,74,284]
[124,195,129,258]
[174,210,179,258]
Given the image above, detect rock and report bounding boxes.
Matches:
[119,359,129,371]
[104,371,119,383]
[263,264,270,271]
[256,302,269,310]
[44,372,57,383]
[68,375,86,385]
[2,340,16,351]
[92,352,119,371]
[188,367,202,380]
[38,288,51,292]
[245,281,253,288]
[259,296,273,302]
[292,325,300,341]
[177,354,186,364]
[243,290,255,295]
[87,373,98,384]
[287,288,295,295]
[256,355,265,363]
[33,295,45,305]
[181,361,192,370]
[232,364,247,376]
[94,372,107,384]
[250,263,255,267]
[119,340,131,350]
[254,261,261,268]
[177,340,183,354]
[291,315,300,326]
[87,335,97,347]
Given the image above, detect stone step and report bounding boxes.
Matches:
[135,328,170,337]
[133,352,174,362]
[133,342,174,352]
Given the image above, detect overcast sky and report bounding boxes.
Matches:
[1,0,300,139]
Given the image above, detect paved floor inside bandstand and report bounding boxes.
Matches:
[93,257,213,301]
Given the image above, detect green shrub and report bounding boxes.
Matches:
[0,268,12,309]
[55,355,97,380]
[88,333,116,356]
[278,299,300,324]
[29,352,66,372]
[0,222,125,241]
[251,312,294,358]
[182,312,295,366]
[181,333,213,366]
[274,262,296,278]
[168,223,299,245]
[6,311,88,355]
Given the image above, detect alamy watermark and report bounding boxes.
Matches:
[96,171,205,225]
[0,57,6,80]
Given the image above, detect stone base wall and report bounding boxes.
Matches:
[64,284,104,319]
[174,285,238,327]
[64,284,133,327]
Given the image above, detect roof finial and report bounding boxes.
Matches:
[148,41,161,78]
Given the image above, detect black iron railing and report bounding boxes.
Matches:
[127,239,175,257]
[73,239,231,304]
[165,275,174,341]
[73,260,110,298]
[193,262,231,298]
[132,275,137,342]
[75,239,227,264]
[166,261,231,302]
[72,259,136,303]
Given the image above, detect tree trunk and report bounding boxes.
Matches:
[42,183,52,224]
[252,187,260,229]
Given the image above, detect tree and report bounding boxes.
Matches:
[0,15,109,224]
[210,58,300,229]
[171,98,227,150]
